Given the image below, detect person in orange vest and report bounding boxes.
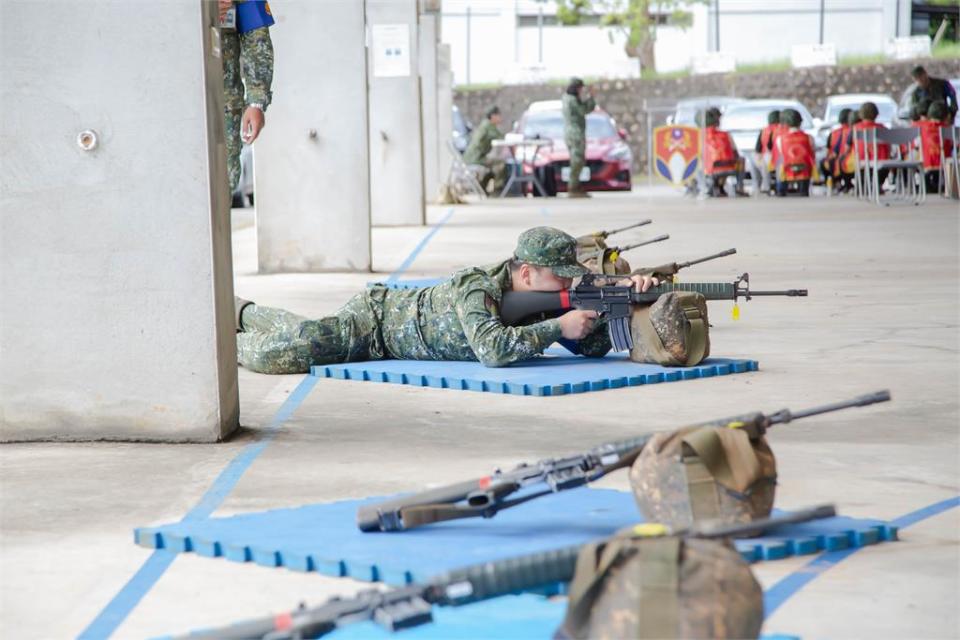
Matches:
[836,110,861,189]
[846,102,890,192]
[916,101,954,193]
[751,110,781,195]
[703,107,746,197]
[820,108,851,193]
[772,109,816,196]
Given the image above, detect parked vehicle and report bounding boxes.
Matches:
[815,94,897,149]
[514,99,632,194]
[667,96,746,126]
[898,79,960,124]
[452,105,472,153]
[720,99,816,155]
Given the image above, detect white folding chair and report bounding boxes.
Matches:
[851,129,870,201]
[939,126,959,198]
[870,127,925,206]
[444,140,487,200]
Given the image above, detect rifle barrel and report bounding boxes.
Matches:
[690,504,836,539]
[787,390,891,421]
[678,248,737,269]
[748,289,808,297]
[617,234,670,252]
[602,219,653,237]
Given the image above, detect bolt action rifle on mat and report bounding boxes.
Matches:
[501,272,808,352]
[575,219,653,250]
[356,392,889,532]
[632,248,738,281]
[177,506,836,640]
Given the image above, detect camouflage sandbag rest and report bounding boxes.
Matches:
[629,291,710,366]
[558,526,763,639]
[629,425,777,532]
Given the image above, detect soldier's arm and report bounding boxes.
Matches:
[582,96,597,114]
[456,289,562,367]
[576,320,612,358]
[239,27,274,108]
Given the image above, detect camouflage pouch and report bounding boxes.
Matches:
[558,532,763,640]
[581,253,632,275]
[629,292,710,366]
[629,426,777,532]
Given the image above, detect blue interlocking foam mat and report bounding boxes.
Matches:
[135,488,897,586]
[371,278,444,290]
[311,350,759,396]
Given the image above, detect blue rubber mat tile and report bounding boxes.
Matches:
[369,278,444,290]
[134,489,896,586]
[311,351,759,397]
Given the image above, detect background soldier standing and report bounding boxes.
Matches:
[219,0,275,192]
[562,77,596,198]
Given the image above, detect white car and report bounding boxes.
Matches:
[667,96,746,126]
[815,93,897,149]
[720,99,817,155]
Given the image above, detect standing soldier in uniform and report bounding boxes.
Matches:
[562,77,596,198]
[219,0,275,192]
[910,66,958,124]
[234,227,658,374]
[462,106,507,195]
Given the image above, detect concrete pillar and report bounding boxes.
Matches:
[436,43,455,188]
[255,0,372,272]
[419,11,441,202]
[0,1,238,442]
[367,0,426,226]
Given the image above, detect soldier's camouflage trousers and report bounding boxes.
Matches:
[236,292,387,374]
[566,135,587,192]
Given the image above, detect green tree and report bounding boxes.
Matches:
[554,0,708,73]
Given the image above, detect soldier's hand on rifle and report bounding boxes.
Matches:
[559,310,598,340]
[618,274,659,292]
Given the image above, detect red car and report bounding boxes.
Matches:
[515,100,633,195]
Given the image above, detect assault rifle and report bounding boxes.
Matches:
[633,248,737,281]
[575,219,653,249]
[357,392,889,532]
[579,234,671,267]
[180,505,837,639]
[501,272,808,352]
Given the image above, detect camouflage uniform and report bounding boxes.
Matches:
[222,4,274,191]
[236,227,611,374]
[562,92,596,193]
[462,118,507,193]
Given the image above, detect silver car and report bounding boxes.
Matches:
[815,93,897,149]
[720,99,816,155]
[667,96,746,126]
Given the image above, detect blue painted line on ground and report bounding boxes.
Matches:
[78,376,319,639]
[763,495,960,618]
[386,208,455,284]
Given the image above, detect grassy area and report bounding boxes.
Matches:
[932,41,960,59]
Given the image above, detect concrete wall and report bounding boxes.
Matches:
[455,58,959,173]
[0,1,238,442]
[255,1,372,272]
[420,12,441,202]
[368,0,426,226]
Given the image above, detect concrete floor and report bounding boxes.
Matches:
[2,189,958,639]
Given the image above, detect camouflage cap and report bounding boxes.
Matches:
[514,226,589,278]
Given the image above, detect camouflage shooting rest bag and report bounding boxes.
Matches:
[629,425,777,532]
[580,250,632,276]
[629,291,710,366]
[557,527,763,640]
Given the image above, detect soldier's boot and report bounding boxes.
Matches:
[235,296,255,332]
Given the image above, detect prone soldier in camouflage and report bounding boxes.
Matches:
[462,106,507,194]
[219,0,274,191]
[235,227,659,374]
[562,77,597,198]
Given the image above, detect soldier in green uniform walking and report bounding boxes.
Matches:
[219,0,275,191]
[462,106,507,195]
[562,77,596,198]
[235,227,658,374]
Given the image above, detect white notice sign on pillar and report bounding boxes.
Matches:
[371,24,410,77]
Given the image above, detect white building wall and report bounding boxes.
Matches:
[442,0,909,85]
